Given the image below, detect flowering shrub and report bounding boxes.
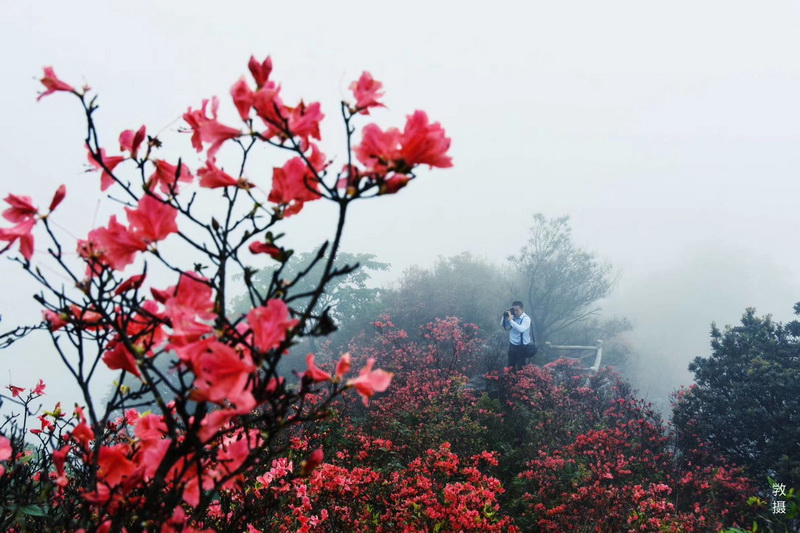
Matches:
[314,321,758,531]
[0,58,450,531]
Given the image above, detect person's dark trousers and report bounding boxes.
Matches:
[508,344,526,370]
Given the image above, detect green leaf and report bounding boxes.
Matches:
[19,505,47,517]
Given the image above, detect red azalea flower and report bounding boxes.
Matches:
[354,124,401,172]
[102,340,140,377]
[37,66,76,101]
[198,161,247,189]
[347,358,392,406]
[0,436,11,462]
[230,76,255,121]
[252,83,286,132]
[248,241,282,259]
[379,173,412,195]
[400,110,453,168]
[268,157,321,216]
[114,273,146,295]
[248,55,273,88]
[119,125,147,158]
[32,379,46,395]
[288,101,324,142]
[86,146,125,191]
[7,385,25,398]
[148,159,194,195]
[349,71,385,115]
[48,185,66,212]
[335,352,352,381]
[0,218,36,260]
[190,340,256,410]
[183,96,241,162]
[126,194,178,244]
[97,444,137,486]
[302,353,331,383]
[86,215,147,271]
[42,309,67,331]
[247,299,298,353]
[2,194,38,223]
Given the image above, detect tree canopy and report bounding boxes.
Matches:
[509,214,617,346]
[672,306,800,491]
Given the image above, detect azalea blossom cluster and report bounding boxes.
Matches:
[0,56,450,531]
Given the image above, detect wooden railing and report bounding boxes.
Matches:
[544,340,603,372]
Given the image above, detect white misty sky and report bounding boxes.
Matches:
[1,1,799,406]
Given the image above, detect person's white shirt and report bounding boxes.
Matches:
[501,312,531,345]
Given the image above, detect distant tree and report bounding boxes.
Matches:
[509,214,617,345]
[230,250,389,338]
[672,306,800,491]
[378,252,511,336]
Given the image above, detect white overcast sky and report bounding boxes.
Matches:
[2,1,799,406]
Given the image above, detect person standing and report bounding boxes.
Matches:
[501,300,534,370]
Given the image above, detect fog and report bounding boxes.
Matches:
[2,1,799,411]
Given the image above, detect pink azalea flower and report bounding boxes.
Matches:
[247,299,298,353]
[148,159,194,195]
[198,161,248,189]
[248,56,273,88]
[0,435,11,462]
[306,143,329,174]
[102,341,140,377]
[134,413,168,441]
[268,157,321,216]
[183,97,241,162]
[52,444,71,487]
[354,124,401,172]
[7,385,25,397]
[86,215,147,271]
[0,218,36,261]
[70,421,94,450]
[230,76,255,121]
[288,101,324,142]
[400,110,453,168]
[97,444,137,486]
[114,273,146,295]
[42,309,68,331]
[349,71,385,115]
[48,185,66,212]
[302,353,331,383]
[252,83,286,132]
[190,340,256,410]
[335,352,352,381]
[119,126,147,159]
[32,379,46,395]
[2,194,38,223]
[379,173,412,195]
[248,241,282,259]
[87,146,125,191]
[37,66,76,101]
[347,357,393,406]
[198,408,237,443]
[125,194,178,244]
[161,273,216,345]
